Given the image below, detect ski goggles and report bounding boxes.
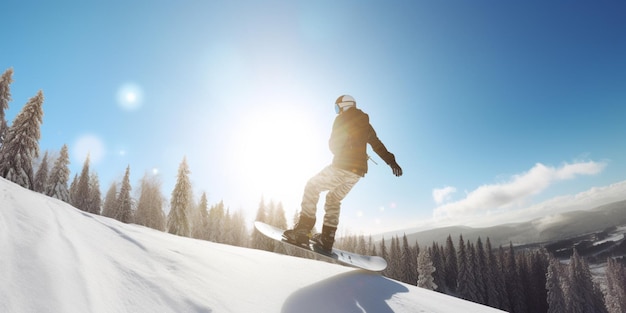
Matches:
[335,101,355,114]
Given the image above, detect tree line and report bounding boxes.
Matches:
[3,67,626,313]
[0,67,250,245]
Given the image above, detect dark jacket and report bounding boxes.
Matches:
[329,108,396,176]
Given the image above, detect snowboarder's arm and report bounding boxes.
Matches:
[368,125,403,177]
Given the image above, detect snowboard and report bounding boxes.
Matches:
[254,221,387,272]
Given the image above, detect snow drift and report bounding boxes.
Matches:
[0,177,504,312]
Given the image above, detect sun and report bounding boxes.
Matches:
[229,107,327,210]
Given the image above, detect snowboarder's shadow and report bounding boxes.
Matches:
[281,270,408,313]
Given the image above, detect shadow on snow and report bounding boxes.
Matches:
[281,269,409,313]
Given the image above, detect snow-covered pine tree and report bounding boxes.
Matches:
[275,202,288,230]
[605,257,626,313]
[379,237,389,275]
[565,249,606,313]
[167,158,192,237]
[546,256,566,313]
[430,242,446,292]
[227,209,248,247]
[388,236,403,281]
[207,200,225,242]
[101,182,118,218]
[356,235,367,256]
[45,144,70,202]
[417,247,437,290]
[74,154,91,212]
[270,201,288,254]
[115,166,133,223]
[0,90,44,189]
[370,236,377,256]
[33,151,49,193]
[134,173,165,231]
[0,68,13,145]
[190,191,209,240]
[87,173,101,214]
[251,198,272,251]
[401,234,417,286]
[69,174,79,206]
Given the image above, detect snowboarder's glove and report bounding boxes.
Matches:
[390,161,402,177]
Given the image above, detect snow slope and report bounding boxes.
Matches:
[0,177,504,313]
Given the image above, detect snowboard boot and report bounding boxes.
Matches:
[283,215,315,247]
[311,225,336,254]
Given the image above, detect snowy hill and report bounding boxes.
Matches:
[0,177,504,313]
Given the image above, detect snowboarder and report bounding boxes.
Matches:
[284,95,402,253]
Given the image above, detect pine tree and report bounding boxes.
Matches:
[101,182,118,218]
[528,250,549,313]
[87,173,101,214]
[430,242,446,292]
[33,151,49,193]
[0,90,44,189]
[485,238,507,310]
[69,173,79,206]
[45,144,70,202]
[496,246,512,311]
[227,209,248,247]
[74,154,91,212]
[546,256,566,313]
[474,238,488,304]
[134,173,165,231]
[251,197,273,251]
[208,200,225,242]
[115,166,133,223]
[457,237,479,302]
[380,237,389,275]
[504,243,526,313]
[0,68,13,145]
[269,201,288,254]
[356,235,368,256]
[401,234,418,285]
[417,247,437,290]
[444,234,458,293]
[388,236,403,281]
[605,257,626,313]
[191,192,210,240]
[167,158,192,237]
[270,201,288,229]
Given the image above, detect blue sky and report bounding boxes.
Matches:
[3,1,625,235]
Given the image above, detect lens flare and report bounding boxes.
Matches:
[117,83,143,111]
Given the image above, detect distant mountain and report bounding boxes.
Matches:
[396,199,626,248]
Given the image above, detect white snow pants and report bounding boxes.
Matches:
[300,165,361,228]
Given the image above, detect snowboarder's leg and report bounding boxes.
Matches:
[284,166,335,245]
[322,168,360,227]
[313,168,360,252]
[299,165,336,219]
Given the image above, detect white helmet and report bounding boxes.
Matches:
[335,95,356,114]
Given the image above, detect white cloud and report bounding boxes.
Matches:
[432,186,457,205]
[433,161,607,219]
